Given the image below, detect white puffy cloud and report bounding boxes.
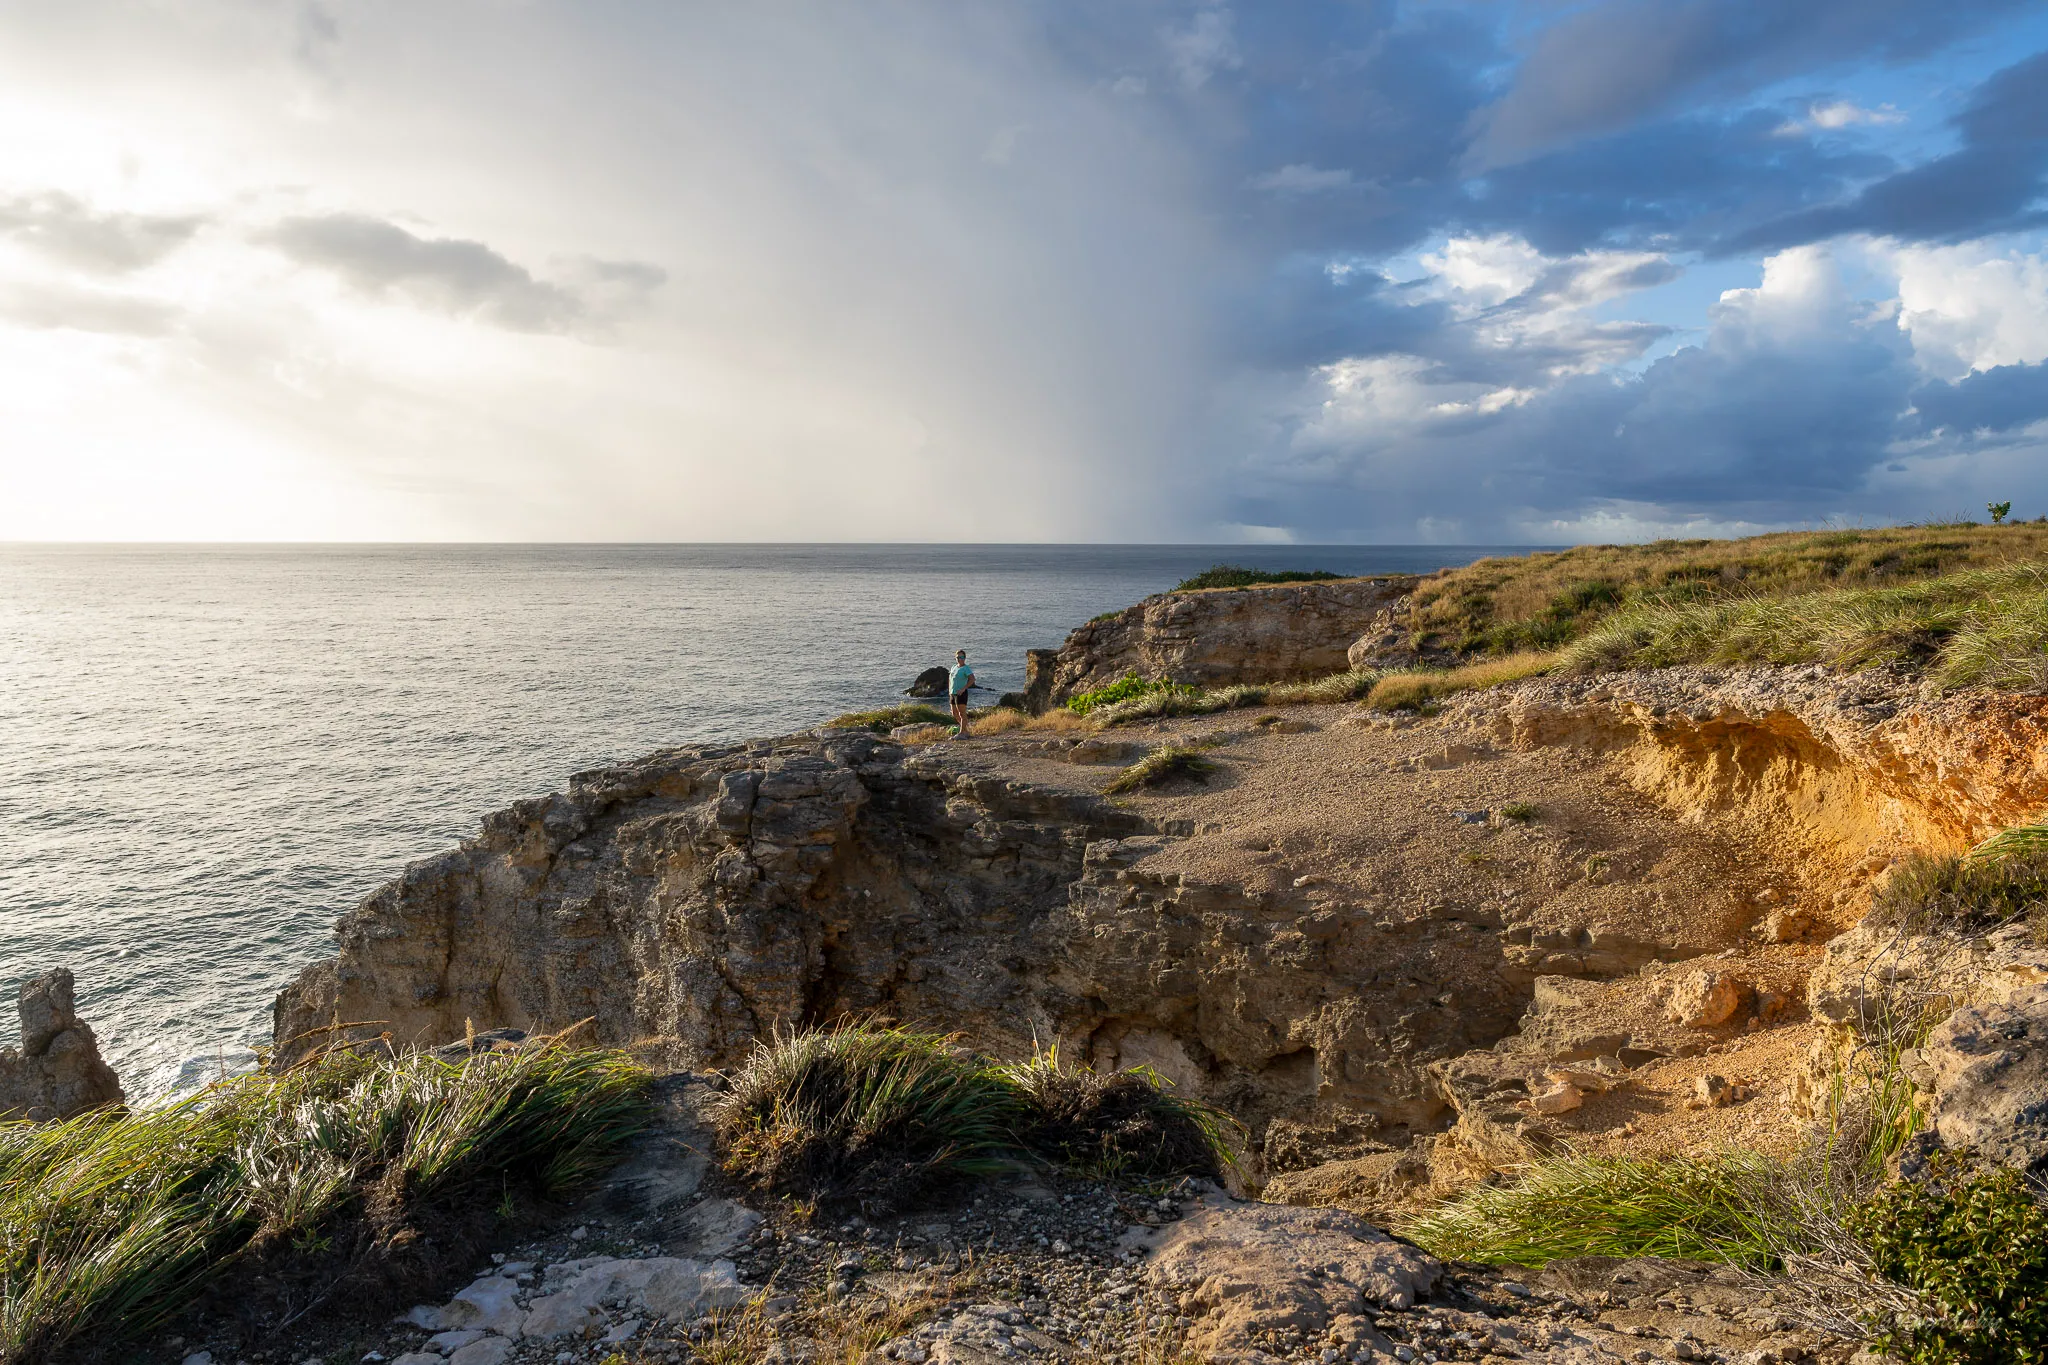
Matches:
[1878,239,2048,377]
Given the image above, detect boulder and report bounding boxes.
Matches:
[904,667,950,698]
[1045,576,1418,703]
[1914,982,2048,1178]
[0,969,124,1122]
[1665,970,1750,1029]
[1132,1195,1440,1356]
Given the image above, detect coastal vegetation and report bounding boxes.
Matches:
[713,1024,1232,1212]
[1408,523,2048,659]
[0,1038,650,1364]
[1171,565,1344,592]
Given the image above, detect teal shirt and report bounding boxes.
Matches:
[949,663,975,696]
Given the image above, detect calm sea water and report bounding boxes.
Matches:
[1,544,1533,1097]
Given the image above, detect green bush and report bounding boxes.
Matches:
[1850,1155,2048,1364]
[0,1042,651,1364]
[1089,685,1218,726]
[1172,565,1343,593]
[1066,673,1174,715]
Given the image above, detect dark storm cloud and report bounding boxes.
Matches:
[1463,111,1891,255]
[262,213,663,332]
[0,192,205,274]
[1730,51,2048,252]
[1468,0,2031,170]
[1911,362,2048,436]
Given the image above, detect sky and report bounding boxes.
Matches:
[3,1,2047,544]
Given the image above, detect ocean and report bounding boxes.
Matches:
[0,543,1532,1097]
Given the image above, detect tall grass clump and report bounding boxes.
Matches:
[1402,1152,1791,1270]
[1102,744,1219,795]
[995,1046,1238,1181]
[1868,842,2048,944]
[714,1026,1237,1211]
[1266,669,1382,705]
[714,1023,1023,1213]
[1089,686,1219,726]
[1363,653,1554,712]
[1066,674,1187,717]
[828,705,954,734]
[0,1040,651,1364]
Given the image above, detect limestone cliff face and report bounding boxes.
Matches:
[1044,578,1416,705]
[0,969,124,1122]
[275,733,1144,1070]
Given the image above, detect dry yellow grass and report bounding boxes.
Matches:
[1364,652,1556,711]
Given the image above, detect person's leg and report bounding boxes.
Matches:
[952,694,968,735]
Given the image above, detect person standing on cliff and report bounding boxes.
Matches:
[948,649,976,737]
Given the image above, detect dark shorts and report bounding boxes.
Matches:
[951,692,970,707]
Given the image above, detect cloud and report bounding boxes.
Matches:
[1163,4,1240,91]
[261,213,661,333]
[0,279,180,335]
[0,192,205,274]
[1732,51,2048,251]
[1910,361,2048,435]
[1241,244,1928,535]
[1802,99,1906,131]
[1250,164,1354,194]
[1467,0,2028,170]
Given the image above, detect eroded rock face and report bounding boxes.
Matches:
[1044,577,1416,704]
[0,968,125,1122]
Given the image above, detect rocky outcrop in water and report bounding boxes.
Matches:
[0,968,125,1122]
[1041,577,1415,705]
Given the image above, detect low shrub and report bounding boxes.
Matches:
[714,1026,1235,1211]
[1498,801,1539,822]
[996,1047,1238,1181]
[828,704,953,734]
[1849,1153,2048,1364]
[0,1041,651,1364]
[714,1024,1020,1215]
[1868,845,2048,943]
[1103,744,1219,795]
[1364,653,1555,711]
[1172,565,1343,593]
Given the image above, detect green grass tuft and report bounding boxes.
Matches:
[1102,744,1219,795]
[1402,1152,1792,1270]
[713,1023,1022,1215]
[0,1042,651,1364]
[714,1026,1233,1211]
[1172,565,1345,593]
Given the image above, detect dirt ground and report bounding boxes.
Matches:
[922,700,1868,1176]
